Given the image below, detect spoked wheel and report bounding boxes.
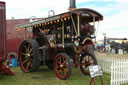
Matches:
[54,53,72,80]
[19,39,40,72]
[80,52,97,75]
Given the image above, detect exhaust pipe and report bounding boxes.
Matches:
[69,0,76,11]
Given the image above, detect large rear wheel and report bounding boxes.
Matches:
[80,52,97,75]
[54,53,72,80]
[19,39,40,72]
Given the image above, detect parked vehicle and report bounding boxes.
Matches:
[0,1,14,75]
[0,1,35,74]
[16,0,103,80]
[96,44,105,53]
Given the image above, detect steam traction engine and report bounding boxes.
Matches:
[16,0,103,80]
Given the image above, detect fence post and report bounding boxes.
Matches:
[96,53,128,85]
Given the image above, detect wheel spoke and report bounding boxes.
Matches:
[59,58,62,63]
[23,59,28,64]
[26,44,30,52]
[63,64,68,68]
[57,58,62,64]
[83,67,88,70]
[21,53,26,56]
[64,71,67,76]
[62,57,66,63]
[30,53,34,56]
[29,58,33,67]
[28,44,30,49]
[82,65,86,69]
[30,63,32,67]
[59,70,62,75]
[56,64,60,69]
[63,60,67,64]
[24,45,28,53]
[24,45,27,50]
[64,68,68,73]
[80,63,85,66]
[87,56,89,62]
[89,62,94,65]
[62,57,64,62]
[88,57,92,62]
[57,61,61,65]
[29,59,33,67]
[30,58,33,62]
[29,48,33,53]
[81,62,89,67]
[62,70,65,76]
[26,61,31,70]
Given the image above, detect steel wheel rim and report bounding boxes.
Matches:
[80,54,95,75]
[19,42,34,72]
[54,55,69,79]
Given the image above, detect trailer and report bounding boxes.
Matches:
[16,0,103,80]
[0,1,33,75]
[0,1,14,75]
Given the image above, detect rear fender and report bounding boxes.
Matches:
[82,38,94,52]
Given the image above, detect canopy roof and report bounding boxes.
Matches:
[15,8,103,30]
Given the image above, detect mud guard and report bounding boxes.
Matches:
[82,38,95,53]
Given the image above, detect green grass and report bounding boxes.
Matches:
[0,66,110,85]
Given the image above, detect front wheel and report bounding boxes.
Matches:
[80,52,97,75]
[54,53,72,80]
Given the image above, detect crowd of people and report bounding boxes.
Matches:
[96,41,128,54]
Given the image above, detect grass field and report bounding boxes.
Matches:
[1,52,128,85]
[0,66,110,85]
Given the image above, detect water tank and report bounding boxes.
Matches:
[0,2,6,58]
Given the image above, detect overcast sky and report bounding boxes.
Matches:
[1,0,128,40]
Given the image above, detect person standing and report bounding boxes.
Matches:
[105,42,111,54]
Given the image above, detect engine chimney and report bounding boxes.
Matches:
[69,0,76,11]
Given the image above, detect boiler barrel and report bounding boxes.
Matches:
[0,2,6,58]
